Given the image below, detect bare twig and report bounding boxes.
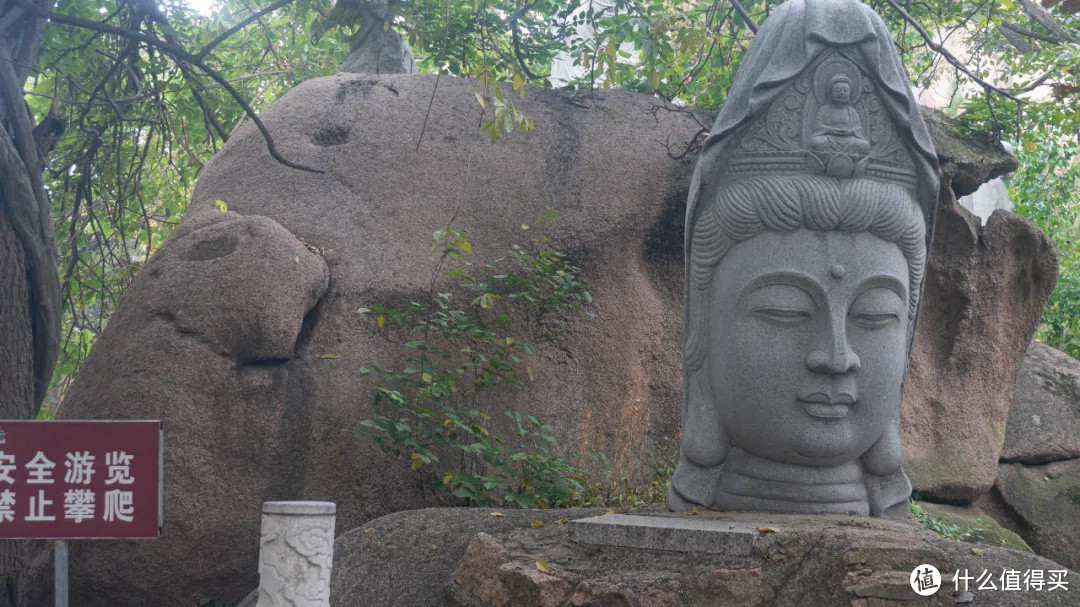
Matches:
[665,128,708,159]
[416,73,440,152]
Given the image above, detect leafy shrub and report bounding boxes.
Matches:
[353,216,598,508]
[1009,121,1080,359]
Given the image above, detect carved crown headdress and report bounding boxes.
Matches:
[724,49,919,188]
[685,0,939,260]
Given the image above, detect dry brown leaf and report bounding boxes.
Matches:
[757,526,780,533]
[531,520,544,528]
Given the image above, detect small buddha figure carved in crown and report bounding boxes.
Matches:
[810,74,871,157]
[668,0,940,518]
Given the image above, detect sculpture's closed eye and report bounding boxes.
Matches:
[849,312,899,329]
[849,287,904,329]
[744,283,817,327]
[751,307,812,326]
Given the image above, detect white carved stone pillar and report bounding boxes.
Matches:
[256,501,336,607]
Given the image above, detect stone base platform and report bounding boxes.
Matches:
[448,508,1077,607]
[570,513,763,555]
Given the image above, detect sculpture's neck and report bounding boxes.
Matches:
[713,447,869,516]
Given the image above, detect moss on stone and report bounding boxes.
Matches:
[914,500,1033,553]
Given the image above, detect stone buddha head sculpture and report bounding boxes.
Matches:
[668,0,939,518]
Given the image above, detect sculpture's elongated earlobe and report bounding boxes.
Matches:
[864,466,913,518]
[862,417,911,517]
[861,416,904,476]
[680,373,729,468]
[668,374,728,508]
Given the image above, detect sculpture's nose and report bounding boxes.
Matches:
[806,325,861,374]
[806,347,861,374]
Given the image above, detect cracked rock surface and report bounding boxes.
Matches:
[974,342,1080,572]
[445,509,1076,607]
[305,507,1075,607]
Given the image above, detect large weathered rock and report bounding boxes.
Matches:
[34,212,329,605]
[979,460,1080,572]
[43,73,703,606]
[901,109,1059,502]
[247,506,1077,606]
[38,73,1053,604]
[328,508,604,607]
[448,509,1076,607]
[1002,341,1080,464]
[983,343,1080,570]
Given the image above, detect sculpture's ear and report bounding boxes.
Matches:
[863,467,912,518]
[861,416,903,476]
[862,417,912,517]
[667,372,729,510]
[680,372,729,467]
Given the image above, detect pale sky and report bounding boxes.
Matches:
[184,0,217,16]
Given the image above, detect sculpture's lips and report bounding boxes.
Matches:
[797,392,855,419]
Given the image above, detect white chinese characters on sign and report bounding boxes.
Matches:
[0,490,14,523]
[26,490,54,522]
[103,489,134,523]
[64,451,95,484]
[105,452,134,485]
[26,451,56,484]
[64,489,95,523]
[0,450,136,526]
[0,453,14,484]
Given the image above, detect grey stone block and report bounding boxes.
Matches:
[569,514,761,555]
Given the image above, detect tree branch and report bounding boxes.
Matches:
[880,0,1022,103]
[14,0,323,173]
[1018,0,1074,42]
[509,1,544,80]
[194,0,294,62]
[1002,19,1063,43]
[729,0,757,34]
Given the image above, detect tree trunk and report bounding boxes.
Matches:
[0,1,63,604]
[0,212,34,607]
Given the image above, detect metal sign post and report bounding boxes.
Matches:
[54,540,68,607]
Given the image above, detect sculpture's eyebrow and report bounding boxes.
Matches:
[854,275,907,302]
[738,271,824,303]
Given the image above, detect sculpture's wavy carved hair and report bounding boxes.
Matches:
[685,174,926,373]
